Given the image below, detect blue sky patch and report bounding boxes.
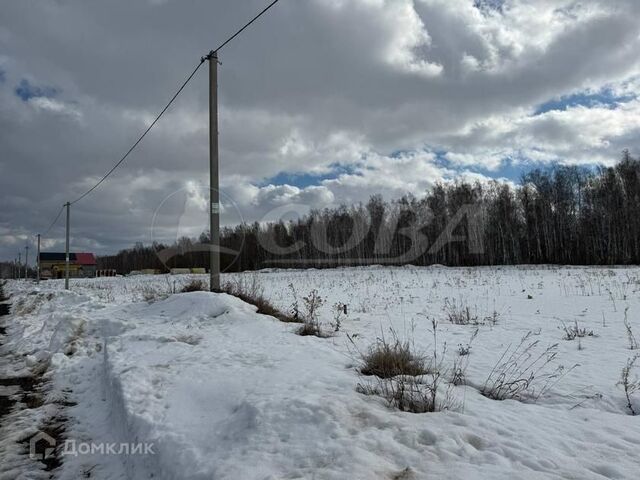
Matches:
[260,163,356,189]
[474,158,532,182]
[15,78,59,101]
[534,89,635,115]
[442,151,601,183]
[261,147,601,191]
[474,0,505,14]
[435,150,541,183]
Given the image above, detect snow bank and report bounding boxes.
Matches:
[3,267,640,479]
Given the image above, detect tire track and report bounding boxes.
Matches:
[0,281,66,477]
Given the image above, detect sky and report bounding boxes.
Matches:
[2,0,640,262]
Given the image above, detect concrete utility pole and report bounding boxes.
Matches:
[65,202,70,290]
[36,234,41,284]
[24,244,29,280]
[208,51,220,292]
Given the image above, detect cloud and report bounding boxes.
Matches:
[436,99,640,168]
[1,0,640,261]
[14,78,59,101]
[28,97,82,119]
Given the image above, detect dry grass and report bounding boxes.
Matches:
[391,467,415,480]
[620,355,640,415]
[297,322,324,336]
[481,332,576,402]
[222,277,300,323]
[624,307,638,350]
[140,285,169,304]
[181,279,207,292]
[561,320,595,341]
[360,338,426,378]
[353,321,458,413]
[457,328,479,357]
[444,298,498,326]
[356,376,444,414]
[296,289,329,337]
[0,281,8,302]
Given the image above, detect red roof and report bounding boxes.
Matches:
[75,253,96,265]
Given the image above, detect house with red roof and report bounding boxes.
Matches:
[39,252,97,279]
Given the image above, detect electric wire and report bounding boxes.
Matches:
[69,59,206,205]
[38,0,282,244]
[42,204,65,236]
[211,0,280,54]
[70,0,281,206]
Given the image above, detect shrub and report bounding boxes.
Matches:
[297,289,328,337]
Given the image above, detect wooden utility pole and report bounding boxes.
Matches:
[36,234,41,284]
[208,51,220,292]
[24,244,29,280]
[65,202,70,290]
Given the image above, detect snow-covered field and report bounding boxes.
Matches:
[1,266,640,479]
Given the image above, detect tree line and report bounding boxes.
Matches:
[0,262,35,280]
[97,151,640,273]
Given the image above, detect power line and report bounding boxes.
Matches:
[69,59,206,205]
[43,204,65,236]
[35,0,282,256]
[70,0,282,206]
[212,0,281,54]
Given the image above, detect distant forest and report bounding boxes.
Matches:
[98,151,640,273]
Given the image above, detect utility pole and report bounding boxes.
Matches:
[18,252,21,281]
[24,244,29,280]
[36,234,41,284]
[208,51,220,292]
[65,202,70,290]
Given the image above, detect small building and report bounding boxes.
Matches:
[170,268,192,275]
[128,269,159,276]
[97,269,117,277]
[39,252,97,279]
